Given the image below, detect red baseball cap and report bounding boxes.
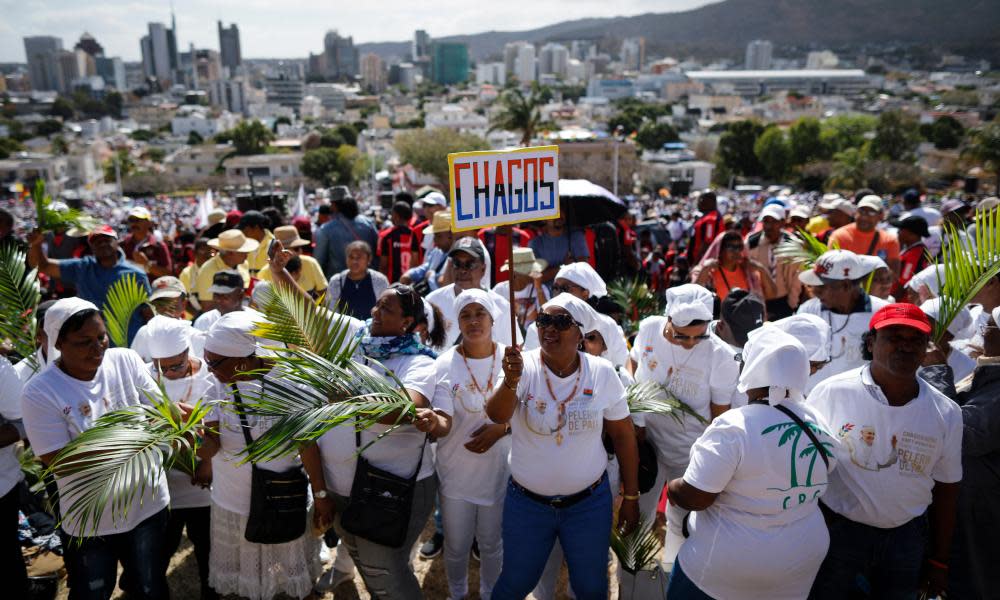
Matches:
[88,225,118,240]
[869,303,931,334]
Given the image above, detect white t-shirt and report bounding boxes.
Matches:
[680,402,837,600]
[629,316,740,467]
[153,359,218,509]
[901,206,943,228]
[13,350,47,386]
[131,319,206,361]
[493,281,543,330]
[807,365,963,528]
[496,350,630,496]
[21,349,170,536]
[208,371,304,516]
[318,353,445,497]
[0,357,24,497]
[427,283,523,348]
[797,295,889,393]
[432,345,511,506]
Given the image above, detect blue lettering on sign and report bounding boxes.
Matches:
[539,157,556,210]
[454,163,472,221]
[523,158,538,212]
[473,162,488,219]
[508,159,523,214]
[492,161,508,217]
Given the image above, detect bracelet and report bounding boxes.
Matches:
[504,378,520,391]
[622,493,640,501]
[927,558,948,570]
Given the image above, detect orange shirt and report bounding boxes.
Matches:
[828,224,900,263]
[712,265,750,299]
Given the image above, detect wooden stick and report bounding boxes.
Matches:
[503,225,517,346]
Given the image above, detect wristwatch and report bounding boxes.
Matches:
[313,489,329,499]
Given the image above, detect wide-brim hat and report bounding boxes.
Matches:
[501,247,548,275]
[272,225,310,248]
[208,230,259,253]
[423,211,453,235]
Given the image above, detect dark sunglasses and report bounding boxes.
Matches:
[671,331,710,342]
[552,283,582,295]
[584,333,602,342]
[536,313,582,331]
[205,353,253,370]
[452,258,482,272]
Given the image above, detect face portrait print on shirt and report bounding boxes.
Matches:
[838,423,898,472]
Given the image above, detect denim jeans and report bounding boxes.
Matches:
[64,507,170,600]
[666,559,714,600]
[493,474,612,600]
[809,508,927,600]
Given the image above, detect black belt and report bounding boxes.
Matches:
[511,473,606,509]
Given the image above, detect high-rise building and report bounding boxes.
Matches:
[806,50,839,69]
[570,40,596,61]
[194,49,223,84]
[620,37,645,72]
[539,43,569,78]
[360,53,386,93]
[209,78,247,114]
[476,62,505,85]
[74,32,104,57]
[412,30,430,61]
[515,43,536,84]
[23,36,63,91]
[503,42,528,77]
[95,56,126,90]
[323,30,358,80]
[218,21,242,73]
[140,21,179,84]
[430,42,469,85]
[745,40,773,70]
[265,74,305,109]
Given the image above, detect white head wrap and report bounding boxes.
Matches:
[590,312,629,368]
[143,315,193,359]
[421,298,436,336]
[454,288,499,322]
[251,280,274,308]
[542,293,597,334]
[44,297,100,364]
[905,264,946,297]
[764,313,832,362]
[921,298,974,339]
[737,327,810,406]
[555,262,608,298]
[665,284,714,326]
[204,311,259,358]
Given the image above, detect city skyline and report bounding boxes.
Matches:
[0,0,712,63]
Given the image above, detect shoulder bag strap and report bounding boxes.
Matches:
[230,383,255,451]
[773,403,829,470]
[865,230,881,256]
[354,368,430,482]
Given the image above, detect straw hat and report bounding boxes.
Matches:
[208,230,260,253]
[272,225,310,248]
[423,211,453,235]
[501,247,547,275]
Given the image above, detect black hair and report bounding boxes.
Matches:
[318,204,333,215]
[588,295,624,318]
[861,329,875,361]
[261,207,283,230]
[720,230,743,246]
[854,188,875,203]
[395,191,415,205]
[422,302,446,349]
[335,197,359,219]
[286,254,302,274]
[392,201,413,221]
[35,299,57,326]
[0,208,15,229]
[194,237,212,249]
[57,309,102,343]
[346,240,372,257]
[388,283,445,346]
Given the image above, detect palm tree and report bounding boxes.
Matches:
[489,86,545,146]
[799,441,835,487]
[762,420,830,488]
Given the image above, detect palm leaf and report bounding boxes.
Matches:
[611,514,663,574]
[608,277,661,336]
[774,229,833,271]
[626,381,708,426]
[933,206,1000,341]
[31,179,98,234]
[44,393,215,538]
[251,283,357,360]
[0,245,41,369]
[101,273,149,348]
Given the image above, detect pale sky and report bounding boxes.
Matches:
[1,0,714,62]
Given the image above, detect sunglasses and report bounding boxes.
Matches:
[670,328,710,342]
[156,358,189,373]
[452,259,482,272]
[552,283,582,295]
[535,313,582,331]
[205,353,253,370]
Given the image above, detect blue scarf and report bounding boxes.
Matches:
[355,319,438,361]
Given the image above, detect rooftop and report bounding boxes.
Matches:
[686,69,868,80]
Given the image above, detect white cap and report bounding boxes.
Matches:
[905,264,946,297]
[737,327,810,406]
[758,204,786,222]
[205,311,260,358]
[857,195,884,213]
[44,297,100,365]
[454,288,499,322]
[819,193,843,208]
[128,206,152,220]
[799,249,868,286]
[555,262,608,298]
[764,313,832,362]
[542,293,597,334]
[665,284,714,326]
[920,298,974,339]
[143,315,193,359]
[422,191,448,207]
[789,205,811,220]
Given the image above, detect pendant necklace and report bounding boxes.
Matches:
[540,354,583,446]
[459,343,497,411]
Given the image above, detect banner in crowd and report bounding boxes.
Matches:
[447,145,560,232]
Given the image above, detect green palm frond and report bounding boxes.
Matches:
[608,277,661,336]
[626,381,708,426]
[0,245,41,369]
[611,514,663,574]
[44,394,215,538]
[238,284,415,462]
[32,180,98,234]
[933,206,1000,341]
[774,229,833,270]
[101,274,149,347]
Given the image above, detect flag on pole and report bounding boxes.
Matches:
[194,189,214,228]
[293,184,308,218]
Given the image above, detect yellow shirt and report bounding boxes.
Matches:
[195,254,251,301]
[178,263,198,294]
[257,254,328,294]
[245,230,274,275]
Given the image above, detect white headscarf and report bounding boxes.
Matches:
[44,297,100,364]
[665,283,714,326]
[251,280,274,308]
[454,288,499,322]
[542,293,597,334]
[906,264,946,297]
[143,315,193,359]
[764,313,832,362]
[737,328,810,406]
[992,306,1000,328]
[422,298,436,336]
[204,311,259,358]
[921,297,974,339]
[555,262,608,298]
[590,312,628,368]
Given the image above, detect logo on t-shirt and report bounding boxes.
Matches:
[762,418,834,508]
[838,423,898,472]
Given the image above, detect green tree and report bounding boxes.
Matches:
[788,117,830,165]
[819,114,878,154]
[716,120,766,178]
[927,116,964,150]
[50,97,75,120]
[301,147,354,186]
[50,135,69,155]
[754,127,792,181]
[608,99,671,136]
[104,91,123,119]
[0,137,24,159]
[272,116,292,133]
[489,86,546,146]
[963,118,1000,190]
[318,128,347,149]
[335,123,358,146]
[869,110,921,162]
[395,128,490,187]
[827,147,868,191]
[103,149,135,183]
[635,121,679,151]
[230,120,275,155]
[144,147,166,163]
[130,129,157,142]
[187,131,204,145]
[35,119,64,137]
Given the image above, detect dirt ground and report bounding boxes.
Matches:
[53,521,623,600]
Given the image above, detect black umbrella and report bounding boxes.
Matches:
[559,179,628,226]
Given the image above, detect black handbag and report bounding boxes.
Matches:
[232,385,309,545]
[340,424,427,548]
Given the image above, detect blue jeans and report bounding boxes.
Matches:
[492,474,611,600]
[667,559,715,600]
[809,508,926,600]
[65,508,170,600]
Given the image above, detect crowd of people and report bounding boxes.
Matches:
[0,181,997,600]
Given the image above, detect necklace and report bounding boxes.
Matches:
[661,322,697,383]
[540,354,583,446]
[458,343,497,411]
[823,310,852,360]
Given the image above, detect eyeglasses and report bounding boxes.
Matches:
[552,283,583,295]
[672,332,710,341]
[205,353,253,371]
[584,333,602,343]
[535,313,582,331]
[156,358,190,374]
[452,259,482,272]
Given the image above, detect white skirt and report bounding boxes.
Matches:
[208,503,322,600]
